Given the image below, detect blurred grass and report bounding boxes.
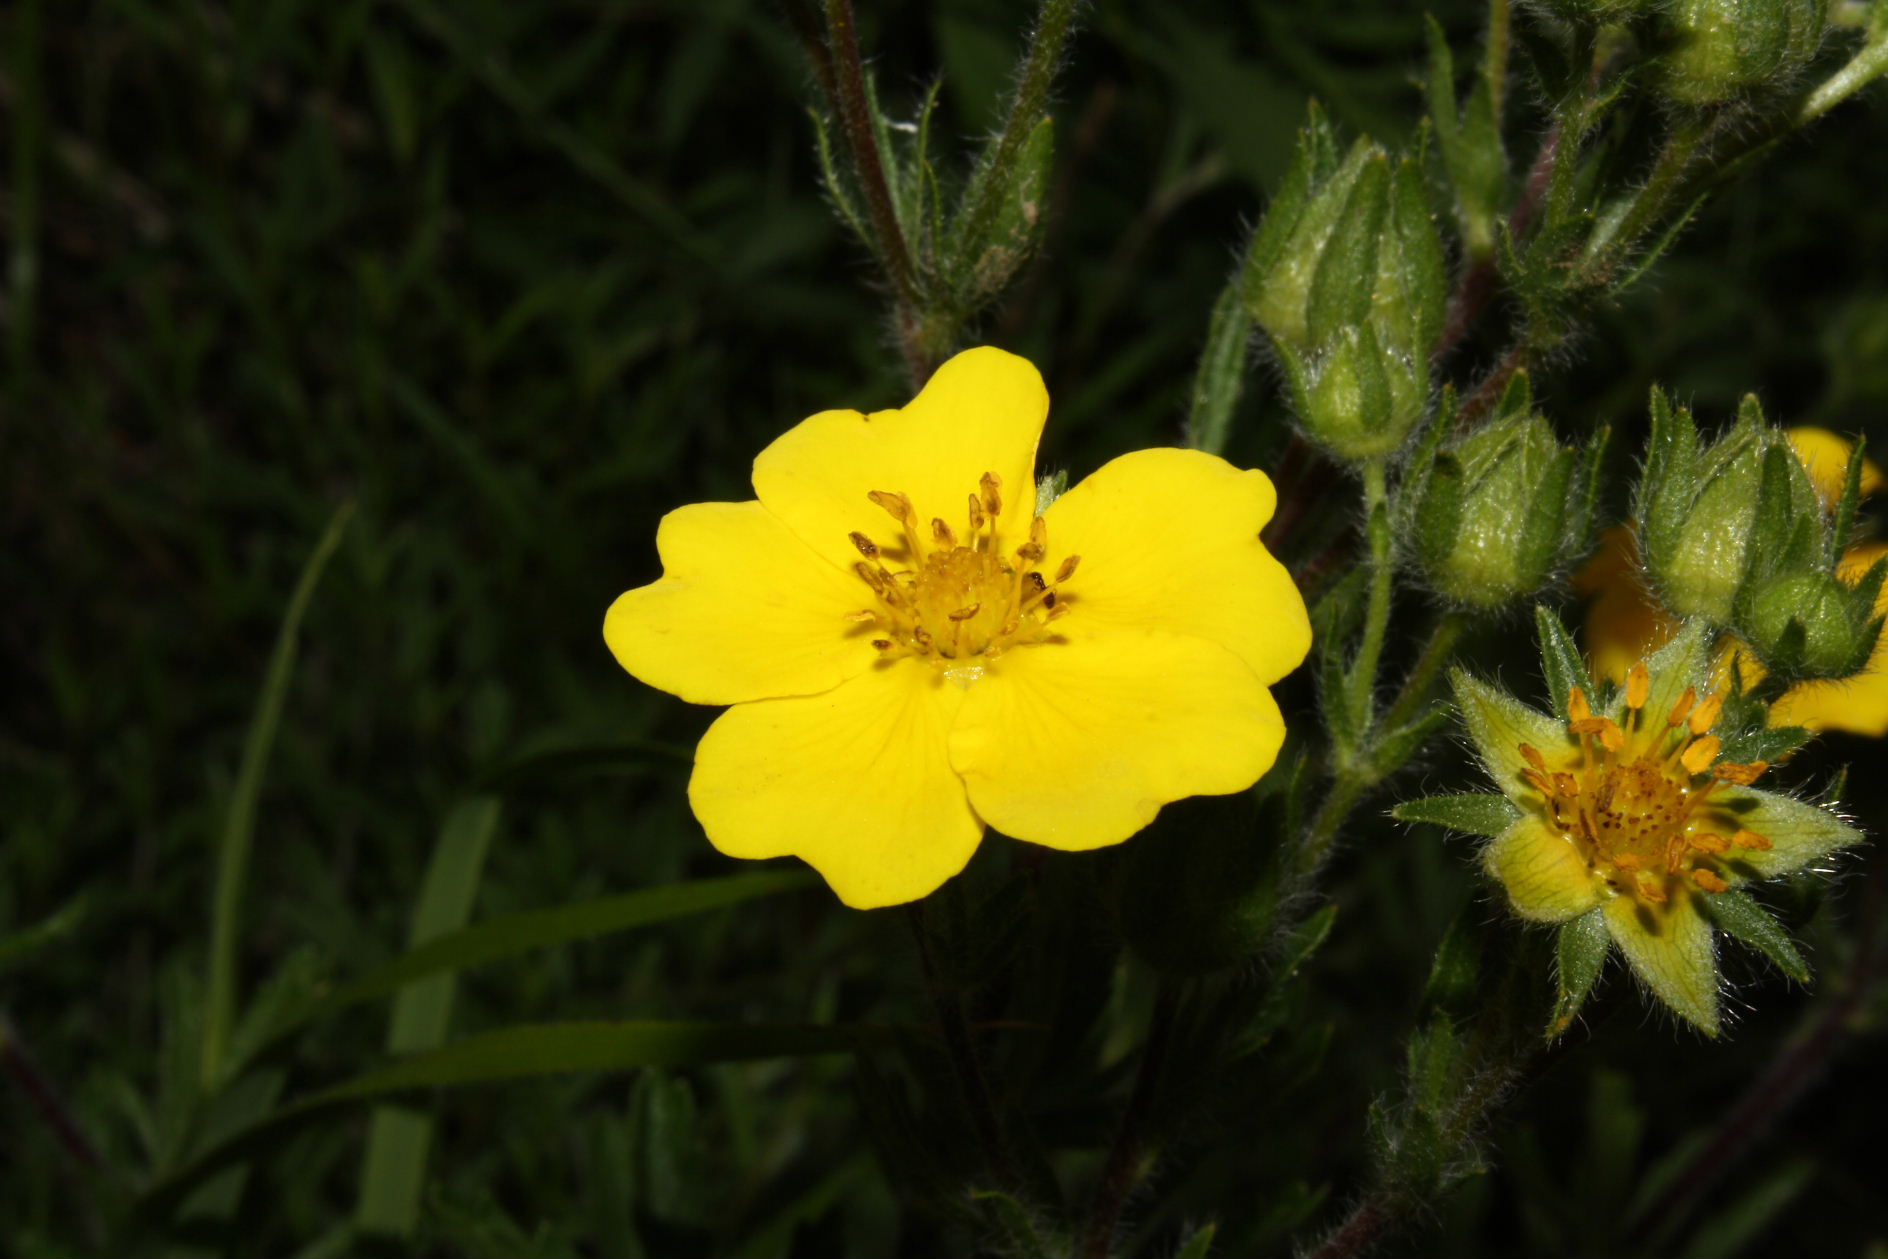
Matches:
[3,0,1887,1255]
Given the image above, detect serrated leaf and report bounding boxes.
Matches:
[1701,889,1809,983]
[1394,793,1522,839]
[1549,909,1609,1038]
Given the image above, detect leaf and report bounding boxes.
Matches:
[1701,889,1809,983]
[970,1189,1055,1259]
[1175,1220,1218,1259]
[202,500,355,1089]
[301,870,815,1031]
[1274,903,1338,982]
[356,797,502,1240]
[0,895,87,972]
[1186,279,1253,457]
[1393,794,1522,839]
[1549,908,1609,1038]
[133,1020,888,1229]
[1534,603,1591,720]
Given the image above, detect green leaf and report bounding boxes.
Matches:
[1534,603,1592,721]
[1186,279,1253,457]
[1420,909,1484,1015]
[1701,889,1809,983]
[202,500,355,1089]
[1393,794,1521,839]
[1274,903,1338,982]
[134,1020,887,1229]
[1549,908,1609,1038]
[1175,1220,1219,1259]
[356,797,502,1240]
[303,870,815,1031]
[0,895,86,971]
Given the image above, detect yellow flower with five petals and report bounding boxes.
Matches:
[604,347,1311,908]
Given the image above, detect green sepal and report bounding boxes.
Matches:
[1829,432,1868,564]
[1700,889,1810,983]
[1533,603,1593,721]
[1549,909,1610,1038]
[1716,722,1812,766]
[1393,793,1522,839]
[1306,148,1391,344]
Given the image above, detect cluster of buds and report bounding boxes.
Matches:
[1636,390,1884,684]
[1241,107,1447,463]
[1407,378,1606,611]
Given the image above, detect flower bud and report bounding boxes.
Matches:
[1244,113,1444,462]
[1413,409,1587,608]
[1657,0,1828,106]
[1637,393,1817,624]
[1740,570,1880,679]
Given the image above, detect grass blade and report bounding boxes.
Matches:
[200,501,355,1090]
[355,797,502,1240]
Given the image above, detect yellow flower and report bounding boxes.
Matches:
[603,347,1311,908]
[1454,623,1860,1035]
[1580,428,1888,736]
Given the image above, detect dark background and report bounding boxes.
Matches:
[4,0,1887,1254]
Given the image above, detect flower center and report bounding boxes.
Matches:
[845,471,1076,685]
[1517,663,1773,905]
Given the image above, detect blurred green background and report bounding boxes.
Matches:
[5,0,1888,1255]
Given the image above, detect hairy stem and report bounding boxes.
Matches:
[822,0,918,308]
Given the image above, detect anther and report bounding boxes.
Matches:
[1552,772,1580,797]
[967,492,986,534]
[1691,869,1730,894]
[1626,662,1650,710]
[1712,761,1768,785]
[1568,686,1592,722]
[1520,743,1548,772]
[931,517,957,548]
[1680,734,1721,776]
[948,604,981,621]
[1688,692,1724,736]
[1637,874,1669,903]
[1667,687,1697,728]
[980,471,1003,517]
[850,531,879,559]
[871,638,893,650]
[1689,832,1730,854]
[868,489,916,526]
[855,561,886,589]
[1017,516,1048,563]
[843,610,878,623]
[1054,554,1081,583]
[1731,829,1773,851]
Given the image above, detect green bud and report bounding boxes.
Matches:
[1658,0,1829,106]
[1412,410,1581,608]
[1740,570,1874,677]
[1248,133,1444,462]
[1639,397,1774,623]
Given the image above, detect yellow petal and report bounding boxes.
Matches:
[1576,526,1677,686]
[1786,427,1883,509]
[689,662,982,909]
[1768,542,1888,736]
[1604,890,1720,1036]
[1451,671,1580,793]
[1484,819,1602,922]
[1039,448,1311,684]
[604,501,881,705]
[751,347,1046,567]
[947,627,1285,852]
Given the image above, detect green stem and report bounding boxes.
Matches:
[1345,459,1395,739]
[1581,116,1715,278]
[1797,31,1888,126]
[1295,770,1371,879]
[822,0,919,307]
